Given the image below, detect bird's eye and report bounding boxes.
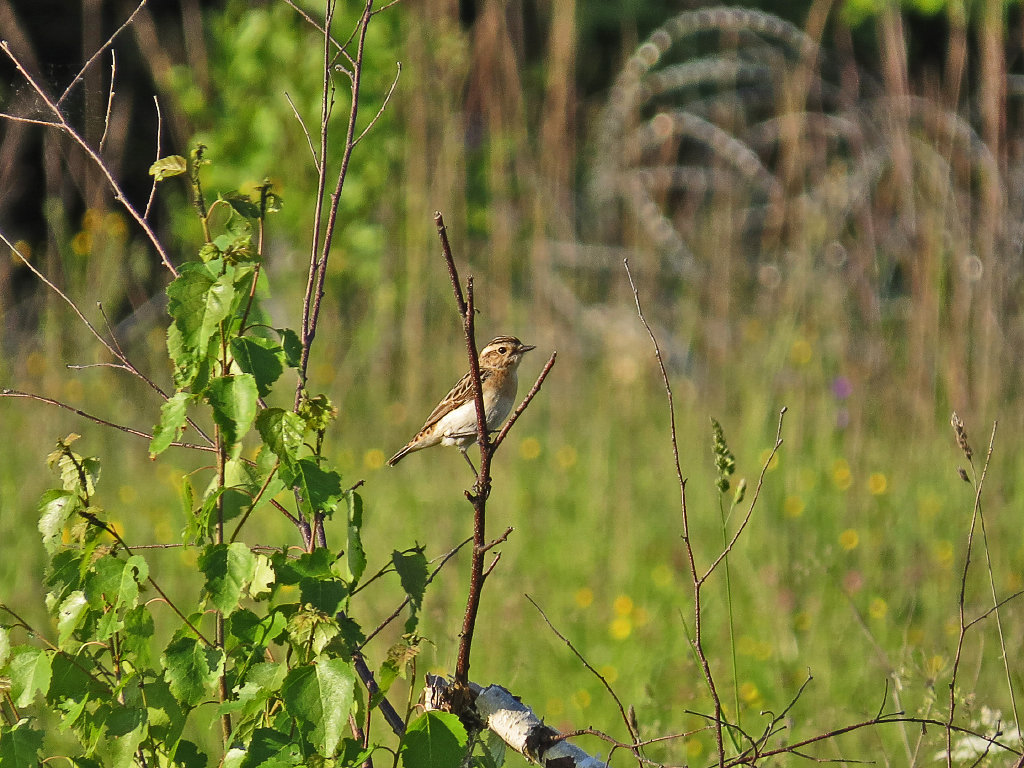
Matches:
[498,347,507,354]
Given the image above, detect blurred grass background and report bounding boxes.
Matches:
[2,0,1024,761]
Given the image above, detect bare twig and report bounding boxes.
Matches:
[492,352,557,453]
[353,62,402,146]
[98,51,116,153]
[357,537,472,648]
[0,42,177,275]
[144,96,163,220]
[58,0,149,106]
[624,257,726,765]
[285,91,319,167]
[528,595,644,761]
[947,421,999,766]
[0,389,214,452]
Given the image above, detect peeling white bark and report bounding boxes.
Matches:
[424,676,610,768]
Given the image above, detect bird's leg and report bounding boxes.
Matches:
[459,447,478,475]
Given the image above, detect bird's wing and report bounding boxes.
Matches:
[420,368,495,430]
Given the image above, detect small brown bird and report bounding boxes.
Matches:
[388,335,536,472]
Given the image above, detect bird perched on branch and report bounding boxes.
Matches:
[388,335,535,472]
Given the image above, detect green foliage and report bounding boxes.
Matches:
[401,712,468,768]
[0,154,424,767]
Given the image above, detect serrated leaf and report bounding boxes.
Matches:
[173,740,207,768]
[392,548,427,609]
[7,648,52,707]
[38,489,80,554]
[281,658,355,757]
[47,439,101,497]
[0,719,44,767]
[393,548,427,634]
[278,329,301,368]
[248,554,275,599]
[48,652,102,707]
[229,610,287,649]
[284,607,338,659]
[231,337,285,398]
[298,578,347,614]
[86,555,149,611]
[56,591,89,647]
[143,679,187,754]
[340,491,366,584]
[401,711,468,768]
[162,636,225,707]
[166,260,236,356]
[224,193,261,219]
[96,705,147,768]
[149,155,187,180]
[255,408,305,467]
[272,548,333,585]
[150,392,192,457]
[239,728,303,768]
[279,458,342,518]
[200,542,256,616]
[122,605,155,668]
[205,374,258,455]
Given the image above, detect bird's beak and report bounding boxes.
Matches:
[521,344,536,353]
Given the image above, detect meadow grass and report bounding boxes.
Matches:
[2,299,1019,762]
[4,1,1024,763]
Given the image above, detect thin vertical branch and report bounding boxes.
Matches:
[297,0,376,405]
[624,257,724,766]
[946,422,999,767]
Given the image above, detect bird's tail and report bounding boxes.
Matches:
[387,445,412,466]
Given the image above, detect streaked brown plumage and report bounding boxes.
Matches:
[387,336,535,470]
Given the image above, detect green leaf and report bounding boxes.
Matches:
[255,408,305,467]
[231,337,285,398]
[278,328,302,368]
[150,392,193,457]
[279,458,342,518]
[224,193,261,219]
[248,554,276,599]
[239,728,303,768]
[122,605,155,668]
[144,679,187,756]
[392,547,427,609]
[38,489,80,554]
[206,199,254,253]
[7,648,52,707]
[298,578,347,615]
[281,658,355,757]
[401,711,468,768]
[86,555,149,613]
[0,627,9,667]
[166,260,236,356]
[393,547,427,634]
[149,155,188,180]
[205,374,259,455]
[340,491,366,585]
[95,705,147,768]
[284,607,338,659]
[46,437,101,498]
[298,394,336,432]
[228,610,287,648]
[0,719,44,767]
[272,548,333,585]
[200,542,256,616]
[48,649,103,706]
[172,740,207,768]
[56,591,89,647]
[162,636,225,707]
